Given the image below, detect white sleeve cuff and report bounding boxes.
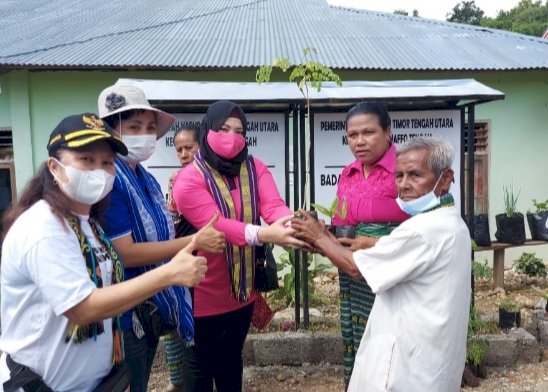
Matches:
[245,224,263,246]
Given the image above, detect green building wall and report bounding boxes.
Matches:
[1,68,547,261]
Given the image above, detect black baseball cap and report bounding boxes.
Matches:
[47,113,128,156]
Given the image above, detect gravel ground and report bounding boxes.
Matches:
[149,359,548,392]
[148,270,548,391]
[462,361,548,392]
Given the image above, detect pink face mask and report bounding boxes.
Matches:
[207,130,246,159]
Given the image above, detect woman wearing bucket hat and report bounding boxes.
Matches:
[0,113,207,392]
[173,101,307,392]
[98,85,225,392]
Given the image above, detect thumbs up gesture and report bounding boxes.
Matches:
[194,212,225,253]
[170,236,208,287]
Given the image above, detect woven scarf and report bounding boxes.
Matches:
[355,222,400,238]
[114,159,194,342]
[65,215,124,364]
[194,151,259,302]
[427,192,455,213]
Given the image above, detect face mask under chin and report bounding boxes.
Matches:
[396,172,445,216]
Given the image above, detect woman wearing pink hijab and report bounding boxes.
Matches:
[173,101,304,392]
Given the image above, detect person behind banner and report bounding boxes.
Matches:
[0,113,207,392]
[173,100,307,392]
[329,101,409,386]
[167,123,200,238]
[164,123,200,392]
[292,137,471,392]
[98,85,225,392]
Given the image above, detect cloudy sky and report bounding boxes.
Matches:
[326,0,522,20]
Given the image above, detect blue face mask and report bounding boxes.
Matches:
[396,172,444,216]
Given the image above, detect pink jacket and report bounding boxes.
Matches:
[173,157,291,317]
[333,144,409,226]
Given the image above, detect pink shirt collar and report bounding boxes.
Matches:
[348,143,397,174]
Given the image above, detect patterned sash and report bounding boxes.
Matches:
[66,215,125,364]
[115,159,194,343]
[428,192,455,211]
[194,151,259,302]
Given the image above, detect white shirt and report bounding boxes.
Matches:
[349,206,471,392]
[0,200,113,392]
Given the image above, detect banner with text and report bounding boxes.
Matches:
[143,112,287,202]
[313,110,462,216]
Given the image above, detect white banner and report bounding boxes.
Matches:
[312,110,462,215]
[143,112,287,202]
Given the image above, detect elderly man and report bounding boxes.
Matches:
[293,136,471,392]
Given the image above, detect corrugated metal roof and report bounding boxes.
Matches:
[0,0,546,71]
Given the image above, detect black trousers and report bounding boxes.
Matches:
[181,303,254,392]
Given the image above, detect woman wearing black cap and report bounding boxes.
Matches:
[173,101,306,392]
[0,113,207,392]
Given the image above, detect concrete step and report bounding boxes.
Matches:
[244,331,343,366]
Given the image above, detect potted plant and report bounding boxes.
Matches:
[526,199,548,241]
[462,307,493,387]
[472,210,491,247]
[498,296,522,329]
[494,184,525,245]
[311,198,353,238]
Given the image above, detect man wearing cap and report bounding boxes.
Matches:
[292,136,471,392]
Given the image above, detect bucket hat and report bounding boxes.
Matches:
[98,84,176,139]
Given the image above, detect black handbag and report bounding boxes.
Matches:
[255,245,279,292]
[4,355,130,392]
[4,355,53,392]
[134,300,177,346]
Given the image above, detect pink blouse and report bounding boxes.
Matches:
[332,144,409,226]
[173,157,291,317]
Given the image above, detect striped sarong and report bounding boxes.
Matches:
[162,330,185,386]
[339,222,400,386]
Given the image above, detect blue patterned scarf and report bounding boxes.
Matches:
[115,159,194,342]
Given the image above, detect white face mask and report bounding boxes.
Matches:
[396,172,444,216]
[51,159,115,205]
[120,134,157,164]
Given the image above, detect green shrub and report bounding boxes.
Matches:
[498,296,522,312]
[529,199,548,213]
[467,339,488,366]
[512,252,547,277]
[472,259,492,280]
[267,247,331,309]
[466,307,494,366]
[469,307,497,334]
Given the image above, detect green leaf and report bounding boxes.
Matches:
[256,65,273,84]
[311,203,333,218]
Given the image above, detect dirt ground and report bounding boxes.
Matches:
[148,269,548,392]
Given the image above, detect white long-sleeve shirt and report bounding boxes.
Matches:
[349,206,471,392]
